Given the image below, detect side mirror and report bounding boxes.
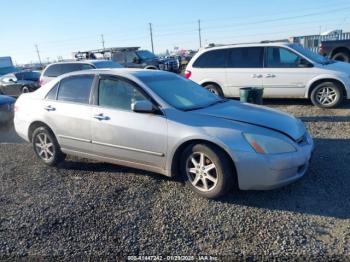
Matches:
[133,57,140,64]
[131,100,155,113]
[298,58,313,68]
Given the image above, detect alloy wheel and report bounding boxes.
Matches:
[34,133,55,161]
[186,152,218,192]
[316,86,337,106]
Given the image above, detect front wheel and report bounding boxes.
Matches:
[310,82,343,108]
[203,84,224,97]
[32,127,65,166]
[181,143,235,199]
[22,86,30,93]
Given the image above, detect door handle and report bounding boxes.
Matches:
[264,74,276,78]
[44,105,56,111]
[251,74,262,78]
[93,113,110,121]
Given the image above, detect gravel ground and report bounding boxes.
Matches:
[0,99,350,260]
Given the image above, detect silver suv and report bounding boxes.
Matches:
[185,42,350,108]
[39,60,122,86]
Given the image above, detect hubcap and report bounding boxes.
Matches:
[316,86,337,105]
[34,133,54,161]
[186,152,218,192]
[208,88,219,95]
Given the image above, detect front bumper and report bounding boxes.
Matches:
[233,140,314,190]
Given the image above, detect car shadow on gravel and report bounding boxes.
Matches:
[219,138,350,219]
[263,98,350,109]
[299,115,350,122]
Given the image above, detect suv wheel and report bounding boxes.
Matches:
[310,81,343,108]
[203,84,224,97]
[332,52,350,63]
[22,86,29,93]
[32,126,65,166]
[181,143,234,199]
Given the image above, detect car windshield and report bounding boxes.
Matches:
[289,44,334,65]
[92,61,123,68]
[138,73,223,111]
[136,50,157,60]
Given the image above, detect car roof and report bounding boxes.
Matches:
[203,42,293,51]
[46,60,112,66]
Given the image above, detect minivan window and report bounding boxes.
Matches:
[228,47,263,68]
[61,63,90,74]
[193,49,229,68]
[57,75,94,104]
[266,47,301,68]
[98,78,147,110]
[44,64,61,77]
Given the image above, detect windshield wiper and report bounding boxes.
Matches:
[184,99,229,111]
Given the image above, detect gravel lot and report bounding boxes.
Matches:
[0,99,349,260]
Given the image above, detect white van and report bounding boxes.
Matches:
[185,42,350,108]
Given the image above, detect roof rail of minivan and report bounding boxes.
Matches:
[205,39,290,48]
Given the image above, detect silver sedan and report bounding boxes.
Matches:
[14,69,314,198]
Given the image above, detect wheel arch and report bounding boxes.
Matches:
[28,121,55,142]
[144,65,158,70]
[170,139,237,181]
[306,78,347,98]
[330,46,350,58]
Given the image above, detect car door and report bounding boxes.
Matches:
[91,75,167,170]
[42,74,95,153]
[125,51,143,68]
[225,47,264,97]
[0,74,20,96]
[262,46,313,97]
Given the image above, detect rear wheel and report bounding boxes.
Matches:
[332,52,350,63]
[310,81,343,108]
[203,83,224,97]
[32,127,65,166]
[181,143,234,199]
[22,86,30,93]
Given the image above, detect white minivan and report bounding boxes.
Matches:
[185,42,350,108]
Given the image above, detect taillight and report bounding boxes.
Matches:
[184,70,192,79]
[14,104,19,112]
[39,78,43,86]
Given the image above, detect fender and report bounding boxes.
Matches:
[304,74,349,98]
[198,78,225,89]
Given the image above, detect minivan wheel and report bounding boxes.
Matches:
[310,82,343,108]
[203,84,224,97]
[22,86,29,93]
[181,143,234,199]
[32,127,65,166]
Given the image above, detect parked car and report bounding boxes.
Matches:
[0,71,41,96]
[111,47,179,73]
[0,95,15,124]
[14,69,313,198]
[319,39,350,62]
[39,60,122,86]
[185,42,350,108]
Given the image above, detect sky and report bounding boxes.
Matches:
[1,0,350,64]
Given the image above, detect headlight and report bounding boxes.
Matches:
[243,133,296,154]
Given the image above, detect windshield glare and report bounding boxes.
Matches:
[136,50,157,60]
[290,44,332,64]
[139,74,222,111]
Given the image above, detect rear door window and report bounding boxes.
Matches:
[44,64,62,77]
[227,47,264,68]
[57,75,94,104]
[193,49,229,68]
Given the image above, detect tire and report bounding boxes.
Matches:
[310,81,343,108]
[22,86,30,93]
[32,126,65,166]
[203,83,224,97]
[180,143,235,199]
[332,52,350,63]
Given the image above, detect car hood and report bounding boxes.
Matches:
[194,101,305,140]
[322,61,350,73]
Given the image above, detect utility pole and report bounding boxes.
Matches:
[149,23,154,53]
[35,44,42,66]
[198,19,202,48]
[101,34,105,50]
